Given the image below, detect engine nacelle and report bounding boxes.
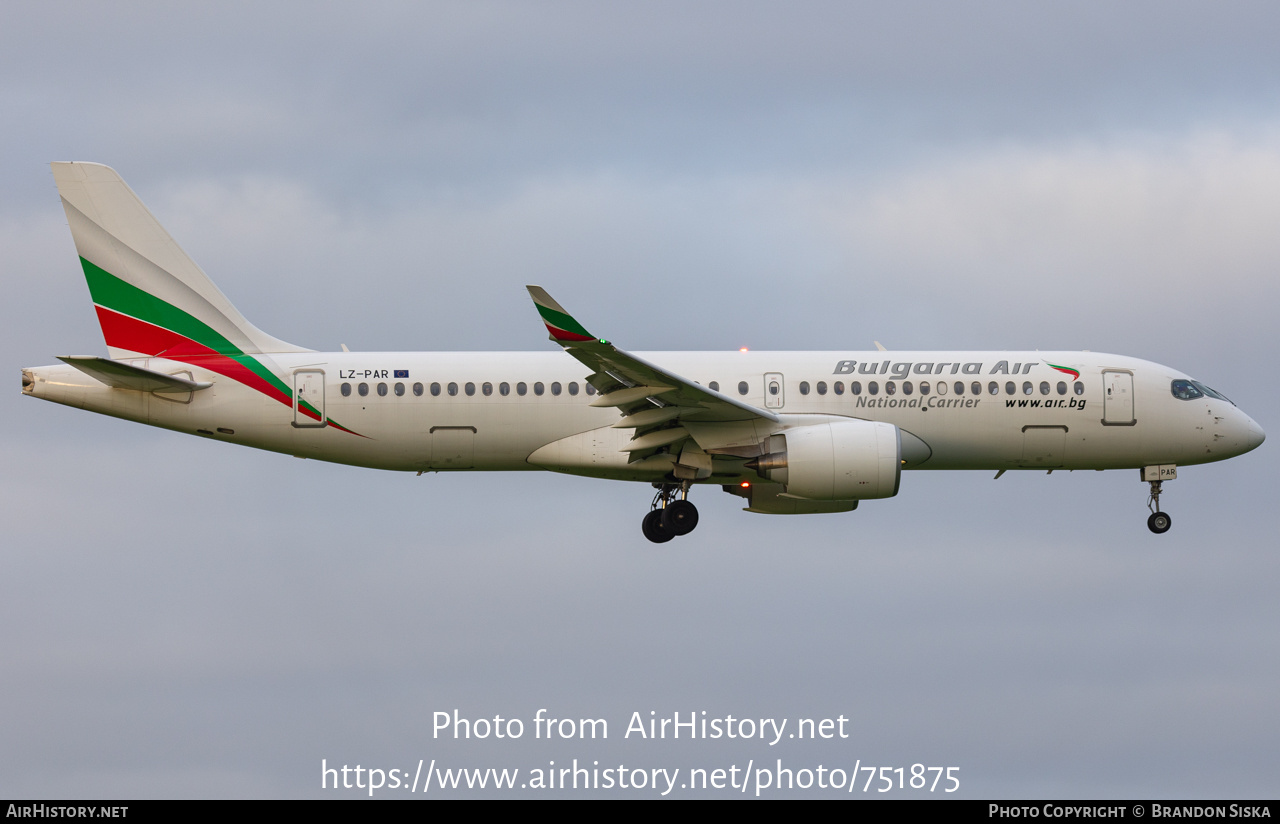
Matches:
[749,420,901,500]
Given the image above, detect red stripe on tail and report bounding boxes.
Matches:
[94,306,293,407]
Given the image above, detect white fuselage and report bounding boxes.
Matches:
[23,349,1264,481]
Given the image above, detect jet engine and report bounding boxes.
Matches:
[746,420,901,500]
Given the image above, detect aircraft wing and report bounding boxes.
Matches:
[527,286,777,463]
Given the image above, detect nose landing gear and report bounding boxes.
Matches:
[1146,479,1171,534]
[1141,466,1177,534]
[642,481,699,543]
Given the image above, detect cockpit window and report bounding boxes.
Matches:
[1193,381,1234,405]
[1172,379,1234,405]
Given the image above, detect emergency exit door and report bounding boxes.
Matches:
[764,372,785,409]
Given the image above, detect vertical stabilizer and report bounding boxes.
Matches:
[51,162,307,357]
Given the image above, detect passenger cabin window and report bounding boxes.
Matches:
[972,382,982,396]
[1073,382,1084,396]
[430,382,441,396]
[534,382,545,396]
[464,382,475,396]
[816,381,827,395]
[850,381,862,395]
[447,382,458,396]
[341,382,352,397]
[394,382,405,396]
[358,382,369,397]
[482,382,493,396]
[1022,381,1033,395]
[1039,381,1050,395]
[550,382,562,396]
[709,381,720,392]
[568,382,579,396]
[516,382,528,396]
[738,381,749,395]
[988,382,998,395]
[1056,381,1067,395]
[953,381,964,395]
[868,381,879,396]
[413,382,424,396]
[833,381,844,395]
[585,383,596,395]
[799,381,810,395]
[499,382,510,396]
[1005,382,1016,395]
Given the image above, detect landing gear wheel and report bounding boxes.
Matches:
[1145,478,1172,534]
[661,500,699,536]
[642,510,674,543]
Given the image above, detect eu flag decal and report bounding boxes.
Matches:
[394,369,409,378]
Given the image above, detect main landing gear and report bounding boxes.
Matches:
[642,482,699,544]
[1146,479,1172,534]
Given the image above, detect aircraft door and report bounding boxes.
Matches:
[764,372,785,409]
[1102,370,1135,425]
[293,369,326,427]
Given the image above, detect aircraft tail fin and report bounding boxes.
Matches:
[51,162,307,358]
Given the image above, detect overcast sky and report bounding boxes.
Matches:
[3,2,1277,798]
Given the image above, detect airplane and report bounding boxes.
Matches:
[22,162,1266,542]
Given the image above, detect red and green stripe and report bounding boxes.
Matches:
[532,301,594,343]
[81,257,359,434]
[1048,363,1080,381]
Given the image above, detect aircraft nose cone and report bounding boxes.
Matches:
[1246,418,1265,452]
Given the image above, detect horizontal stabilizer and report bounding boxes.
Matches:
[58,356,212,394]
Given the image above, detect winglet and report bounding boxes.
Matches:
[526,286,597,343]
